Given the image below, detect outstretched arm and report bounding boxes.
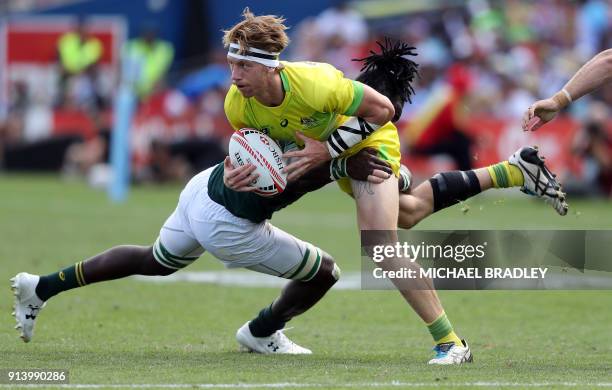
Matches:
[523,49,612,131]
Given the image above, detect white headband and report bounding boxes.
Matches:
[227,42,280,68]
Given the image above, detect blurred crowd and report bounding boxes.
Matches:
[1,0,612,196]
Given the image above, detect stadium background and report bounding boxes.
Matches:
[1,0,612,388]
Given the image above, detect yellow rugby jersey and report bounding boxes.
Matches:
[224,60,401,194]
[225,61,364,142]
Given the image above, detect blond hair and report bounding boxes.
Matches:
[222,7,290,54]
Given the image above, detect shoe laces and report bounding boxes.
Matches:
[270,327,295,347]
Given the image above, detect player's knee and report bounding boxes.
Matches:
[312,255,340,288]
[398,214,417,229]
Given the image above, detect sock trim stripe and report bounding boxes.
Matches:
[501,164,510,187]
[79,262,87,286]
[427,312,454,342]
[75,262,86,287]
[75,263,81,287]
[493,164,509,188]
[74,263,83,287]
[426,311,445,327]
[492,165,503,187]
[490,165,499,187]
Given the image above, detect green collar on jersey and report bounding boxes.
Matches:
[279,69,291,93]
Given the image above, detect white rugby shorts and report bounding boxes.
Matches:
[152,167,323,280]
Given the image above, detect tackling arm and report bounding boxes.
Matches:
[523,49,612,131]
[284,148,393,195]
[324,84,395,158]
[562,49,612,102]
[283,116,385,181]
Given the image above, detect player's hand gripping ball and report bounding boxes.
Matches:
[229,129,288,197]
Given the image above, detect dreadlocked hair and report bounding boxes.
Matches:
[353,38,418,122]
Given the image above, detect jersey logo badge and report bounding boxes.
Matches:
[300,117,319,128]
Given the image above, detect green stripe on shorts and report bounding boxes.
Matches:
[158,241,199,262]
[287,247,310,280]
[286,245,323,281]
[153,239,198,270]
[301,250,322,281]
[153,245,183,269]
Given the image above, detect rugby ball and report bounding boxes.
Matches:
[229,129,287,197]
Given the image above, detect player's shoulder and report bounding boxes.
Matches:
[281,61,344,83]
[282,60,338,71]
[281,61,346,102]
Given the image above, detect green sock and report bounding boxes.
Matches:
[427,312,462,346]
[248,304,286,337]
[35,261,87,301]
[487,161,524,188]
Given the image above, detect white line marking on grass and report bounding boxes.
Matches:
[133,271,362,290]
[133,270,612,290]
[1,382,612,388]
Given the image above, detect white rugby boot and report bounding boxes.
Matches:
[509,146,569,216]
[10,272,45,343]
[236,321,312,354]
[428,340,473,365]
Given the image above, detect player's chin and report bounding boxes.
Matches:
[236,87,253,97]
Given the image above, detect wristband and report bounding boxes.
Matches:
[329,157,348,181]
[399,165,412,192]
[552,88,572,109]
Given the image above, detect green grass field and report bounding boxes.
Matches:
[1,174,612,389]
